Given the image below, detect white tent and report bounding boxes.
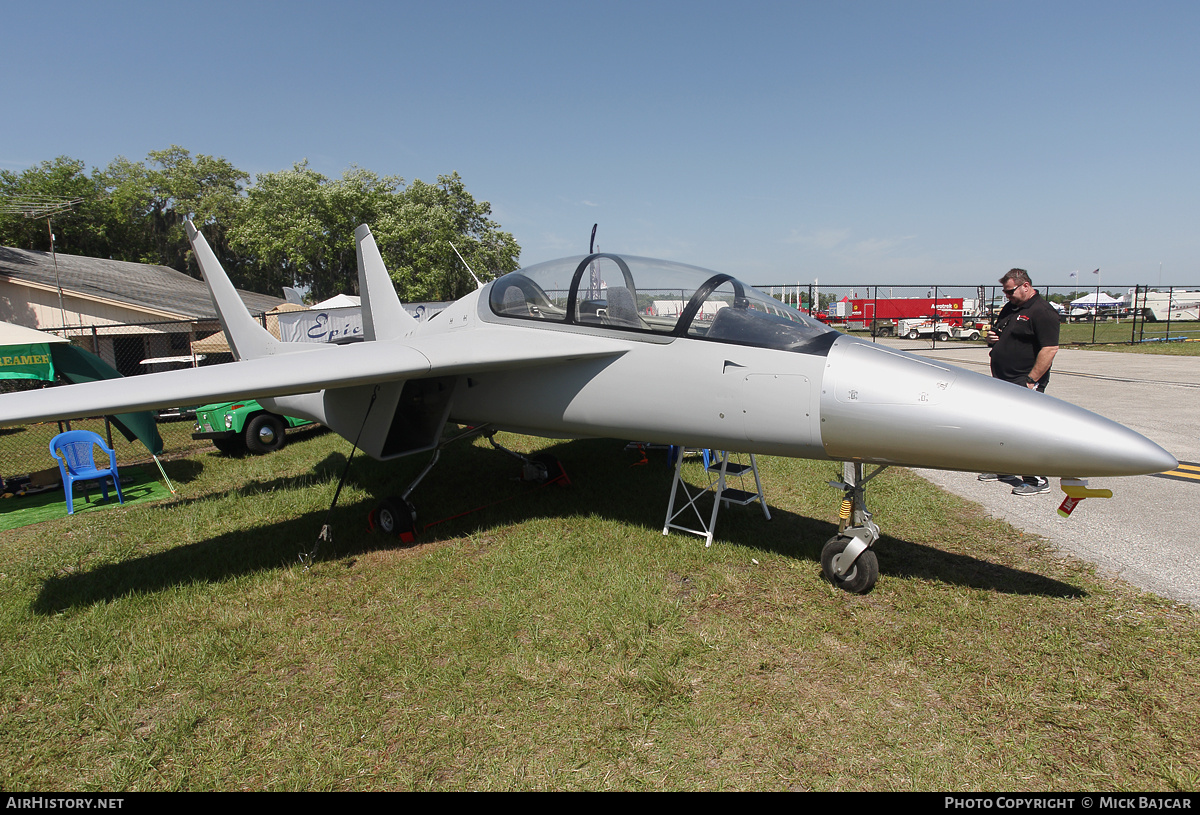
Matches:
[0,322,68,346]
[312,294,360,309]
[1070,292,1121,307]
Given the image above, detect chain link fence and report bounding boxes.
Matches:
[755,282,1200,346]
[1,315,250,491]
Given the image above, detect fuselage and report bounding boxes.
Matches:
[414,254,1175,479]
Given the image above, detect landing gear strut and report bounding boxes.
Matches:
[369,426,569,542]
[368,429,467,542]
[368,447,442,542]
[821,462,887,594]
[487,434,569,486]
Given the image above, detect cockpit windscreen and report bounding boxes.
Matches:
[489,254,837,354]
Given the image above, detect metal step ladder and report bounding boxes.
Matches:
[663,448,771,546]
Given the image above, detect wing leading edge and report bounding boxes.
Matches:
[0,331,628,427]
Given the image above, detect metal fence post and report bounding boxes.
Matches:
[1165,286,1174,340]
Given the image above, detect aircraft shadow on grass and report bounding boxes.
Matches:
[32,437,1085,614]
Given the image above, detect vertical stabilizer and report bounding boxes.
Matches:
[185,221,283,360]
[355,224,419,341]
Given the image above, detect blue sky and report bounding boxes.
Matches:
[3,0,1198,286]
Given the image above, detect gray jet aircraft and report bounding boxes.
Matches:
[0,222,1176,593]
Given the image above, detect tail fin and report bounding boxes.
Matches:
[185,220,284,360]
[355,224,418,341]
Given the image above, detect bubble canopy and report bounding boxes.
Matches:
[487,253,837,354]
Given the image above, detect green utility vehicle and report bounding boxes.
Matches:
[192,399,311,454]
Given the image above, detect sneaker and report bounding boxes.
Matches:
[977,473,1000,481]
[1012,478,1050,496]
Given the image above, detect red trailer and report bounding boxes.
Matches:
[844,297,966,337]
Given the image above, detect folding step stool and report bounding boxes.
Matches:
[663,448,771,546]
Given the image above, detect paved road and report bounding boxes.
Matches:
[879,338,1200,607]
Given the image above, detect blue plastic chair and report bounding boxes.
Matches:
[49,430,125,515]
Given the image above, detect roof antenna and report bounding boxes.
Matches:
[449,242,484,289]
[0,194,84,333]
[589,223,598,254]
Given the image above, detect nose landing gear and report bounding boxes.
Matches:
[821,462,886,594]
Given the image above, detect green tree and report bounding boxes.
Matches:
[1,147,249,279]
[230,167,519,302]
[228,162,403,300]
[373,172,521,301]
[97,146,249,275]
[4,149,521,302]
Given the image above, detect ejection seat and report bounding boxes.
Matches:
[501,285,533,317]
[602,286,644,329]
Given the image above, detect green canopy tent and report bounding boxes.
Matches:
[0,341,55,381]
[50,344,165,456]
[0,321,164,456]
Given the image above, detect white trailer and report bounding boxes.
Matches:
[1139,291,1200,322]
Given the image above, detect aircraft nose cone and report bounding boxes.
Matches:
[818,338,1176,477]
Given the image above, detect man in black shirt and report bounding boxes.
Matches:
[978,268,1060,495]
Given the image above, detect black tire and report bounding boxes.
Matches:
[376,497,417,539]
[936,332,950,342]
[906,330,920,339]
[212,436,244,455]
[245,414,286,454]
[820,535,879,594]
[966,330,980,341]
[522,453,568,484]
[533,453,565,483]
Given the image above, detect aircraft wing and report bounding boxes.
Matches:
[0,331,628,426]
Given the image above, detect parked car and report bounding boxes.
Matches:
[192,399,311,454]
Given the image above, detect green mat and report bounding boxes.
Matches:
[0,466,174,531]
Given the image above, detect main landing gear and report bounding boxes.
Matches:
[367,427,568,542]
[821,462,887,594]
[366,444,444,543]
[370,495,419,542]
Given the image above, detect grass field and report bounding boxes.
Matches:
[1,429,1196,791]
[1058,321,1200,350]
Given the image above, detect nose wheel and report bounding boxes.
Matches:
[821,534,879,594]
[821,462,886,594]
